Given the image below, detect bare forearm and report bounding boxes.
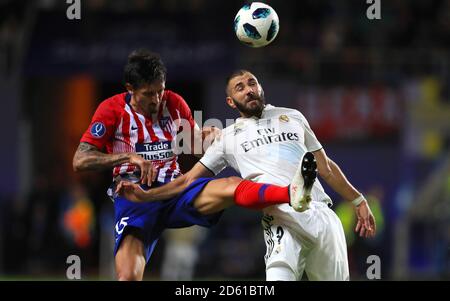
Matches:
[73,142,130,172]
[321,160,361,202]
[74,151,130,171]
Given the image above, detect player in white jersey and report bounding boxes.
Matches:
[116,70,376,281]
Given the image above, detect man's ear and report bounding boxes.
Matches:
[125,83,133,93]
[226,97,236,109]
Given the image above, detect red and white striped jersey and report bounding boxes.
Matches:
[80,90,195,184]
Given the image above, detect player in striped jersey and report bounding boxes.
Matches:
[73,50,308,280]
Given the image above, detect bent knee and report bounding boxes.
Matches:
[224,177,243,192]
[196,199,232,215]
[193,177,243,215]
[228,176,243,184]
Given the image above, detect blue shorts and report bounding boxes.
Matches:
[113,178,222,262]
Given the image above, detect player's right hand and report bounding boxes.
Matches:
[128,154,158,186]
[115,181,148,203]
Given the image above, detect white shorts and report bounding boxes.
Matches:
[262,201,349,281]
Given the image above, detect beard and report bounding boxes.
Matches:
[232,89,266,117]
[147,103,158,114]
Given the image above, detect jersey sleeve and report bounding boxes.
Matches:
[199,133,228,175]
[294,111,323,152]
[80,100,118,150]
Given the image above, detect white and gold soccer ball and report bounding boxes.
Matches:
[234,2,280,48]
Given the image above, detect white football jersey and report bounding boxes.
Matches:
[200,104,332,213]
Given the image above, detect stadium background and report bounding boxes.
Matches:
[0,0,448,280]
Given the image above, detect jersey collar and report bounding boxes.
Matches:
[125,92,132,104]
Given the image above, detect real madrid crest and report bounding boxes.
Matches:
[234,122,245,135]
[279,115,289,122]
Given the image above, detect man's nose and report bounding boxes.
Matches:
[245,86,256,95]
[150,94,160,104]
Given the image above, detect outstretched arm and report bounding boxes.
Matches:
[73,142,157,186]
[313,148,376,238]
[116,162,214,202]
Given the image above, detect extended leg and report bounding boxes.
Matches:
[194,152,318,215]
[193,177,290,215]
[116,153,316,214]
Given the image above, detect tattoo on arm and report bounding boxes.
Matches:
[73,142,130,172]
[77,142,98,153]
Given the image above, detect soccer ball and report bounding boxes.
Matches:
[234,2,279,48]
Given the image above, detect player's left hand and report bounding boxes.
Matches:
[128,153,158,187]
[115,181,148,203]
[354,200,376,238]
[202,126,221,140]
[202,126,222,147]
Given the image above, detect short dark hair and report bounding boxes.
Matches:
[225,69,251,95]
[124,49,167,89]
